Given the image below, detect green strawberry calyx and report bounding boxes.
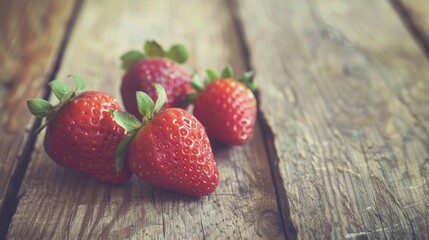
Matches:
[27,75,86,134]
[187,66,256,103]
[120,40,189,71]
[112,83,167,172]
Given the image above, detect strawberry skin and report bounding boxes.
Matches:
[121,58,192,119]
[193,79,257,145]
[44,91,131,184]
[127,108,219,197]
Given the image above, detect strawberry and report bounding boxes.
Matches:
[113,84,219,197]
[27,76,131,184]
[120,40,192,119]
[189,67,257,145]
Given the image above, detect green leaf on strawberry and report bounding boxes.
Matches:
[120,41,192,119]
[27,99,53,118]
[189,66,258,145]
[114,135,134,172]
[71,75,86,91]
[27,76,132,183]
[113,83,219,196]
[120,40,189,72]
[165,44,188,64]
[152,83,167,114]
[205,69,220,84]
[113,83,167,171]
[49,80,72,100]
[238,71,254,83]
[221,66,234,78]
[28,75,86,133]
[144,40,164,58]
[188,66,256,104]
[111,111,143,132]
[238,71,256,90]
[190,73,204,92]
[136,92,154,119]
[121,51,146,71]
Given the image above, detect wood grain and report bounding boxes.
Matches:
[0,0,75,220]
[235,0,429,239]
[7,0,284,239]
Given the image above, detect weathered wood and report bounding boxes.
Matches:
[7,0,284,239]
[0,0,75,229]
[395,0,429,51]
[235,0,429,239]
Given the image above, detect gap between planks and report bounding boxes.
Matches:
[228,0,296,238]
[390,0,429,58]
[0,0,84,238]
[2,1,427,238]
[2,0,292,238]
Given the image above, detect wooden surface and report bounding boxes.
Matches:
[1,0,429,239]
[0,0,75,235]
[236,0,429,239]
[5,0,282,239]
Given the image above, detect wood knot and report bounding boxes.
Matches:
[2,79,15,89]
[343,51,369,79]
[255,209,283,238]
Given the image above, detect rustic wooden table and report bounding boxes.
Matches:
[1,0,428,239]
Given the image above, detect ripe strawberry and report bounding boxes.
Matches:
[27,76,131,184]
[113,84,219,197]
[120,40,192,119]
[190,67,257,145]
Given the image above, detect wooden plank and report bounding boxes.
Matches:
[0,0,75,229]
[7,0,284,239]
[395,0,429,51]
[235,0,429,239]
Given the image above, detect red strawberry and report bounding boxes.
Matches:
[190,67,257,145]
[27,76,131,184]
[113,84,219,197]
[120,40,192,119]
